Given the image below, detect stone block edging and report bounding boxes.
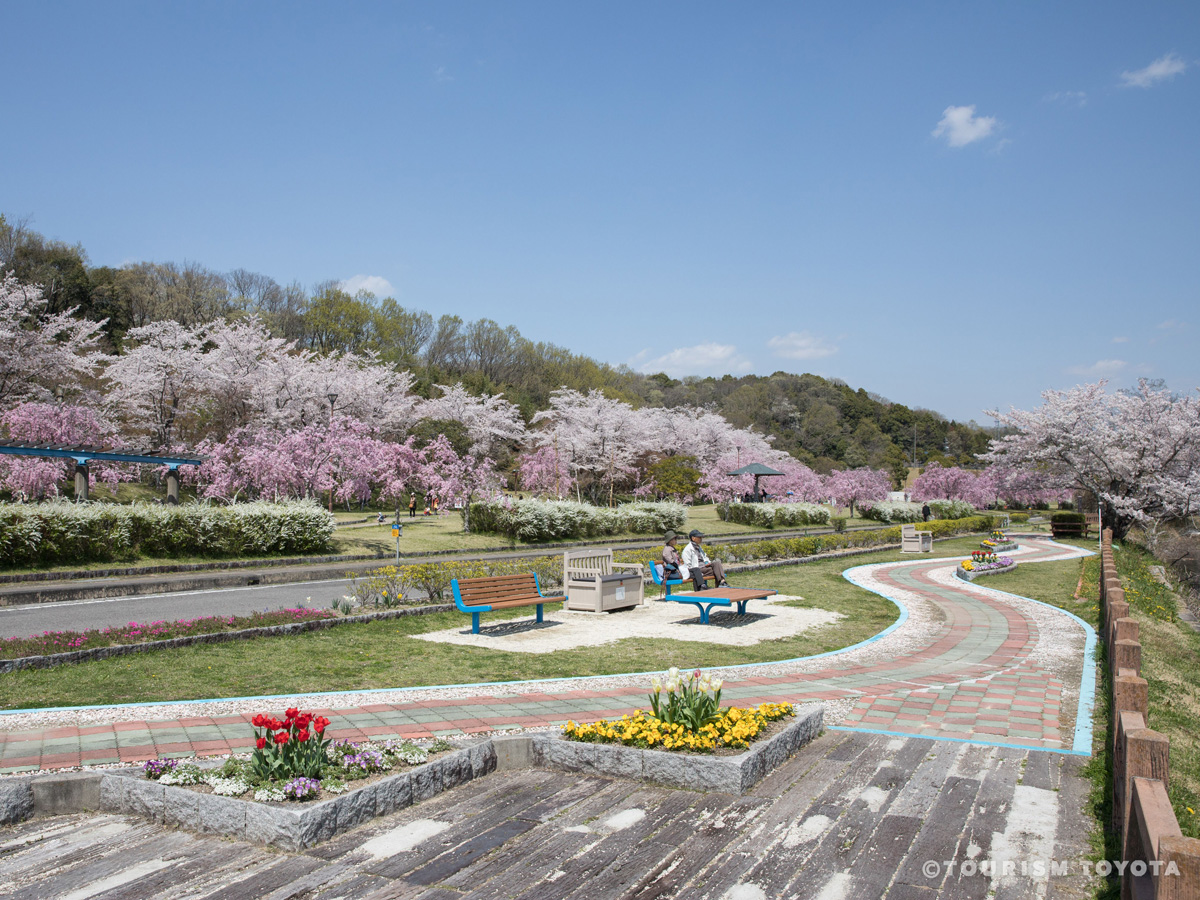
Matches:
[981,541,1018,552]
[533,703,823,794]
[0,704,823,848]
[956,562,1018,582]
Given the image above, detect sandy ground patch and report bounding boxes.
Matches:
[414,594,842,654]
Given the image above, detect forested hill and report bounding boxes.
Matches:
[1,214,989,477]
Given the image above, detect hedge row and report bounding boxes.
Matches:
[0,501,336,567]
[615,515,995,571]
[861,499,975,524]
[466,499,688,542]
[717,502,831,529]
[347,515,994,605]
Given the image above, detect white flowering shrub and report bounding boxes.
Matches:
[719,502,831,529]
[927,499,975,520]
[468,499,687,541]
[859,501,925,524]
[0,499,335,566]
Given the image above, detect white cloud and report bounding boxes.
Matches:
[1068,359,1127,377]
[1043,90,1088,107]
[767,331,839,360]
[634,343,754,378]
[1112,336,1129,343]
[932,105,998,148]
[1158,319,1185,330]
[1121,53,1187,88]
[340,274,395,297]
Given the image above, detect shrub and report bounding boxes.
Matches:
[927,500,975,520]
[1051,512,1086,524]
[0,500,335,568]
[719,502,831,529]
[466,499,686,542]
[860,501,924,524]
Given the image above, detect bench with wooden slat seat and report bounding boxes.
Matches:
[665,586,777,624]
[450,573,555,634]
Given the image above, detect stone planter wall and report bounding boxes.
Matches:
[956,562,1018,582]
[0,704,824,848]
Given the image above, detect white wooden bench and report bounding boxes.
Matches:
[562,549,644,612]
[901,523,933,552]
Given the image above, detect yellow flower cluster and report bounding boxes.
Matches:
[961,560,975,571]
[563,703,793,753]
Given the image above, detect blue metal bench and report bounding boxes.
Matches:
[647,561,686,597]
[663,587,777,624]
[450,573,551,635]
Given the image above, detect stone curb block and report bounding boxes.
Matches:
[956,562,1019,582]
[535,703,823,794]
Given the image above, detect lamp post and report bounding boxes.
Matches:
[327,392,338,513]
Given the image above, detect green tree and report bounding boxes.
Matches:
[648,455,701,498]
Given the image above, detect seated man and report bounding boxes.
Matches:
[681,529,728,590]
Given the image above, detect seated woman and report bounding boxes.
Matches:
[661,531,689,583]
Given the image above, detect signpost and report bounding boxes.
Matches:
[391,522,402,563]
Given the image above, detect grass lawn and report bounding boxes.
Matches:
[0,536,992,710]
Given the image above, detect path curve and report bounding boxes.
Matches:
[0,536,1096,773]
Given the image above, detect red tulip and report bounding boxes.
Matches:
[274,731,289,745]
[297,729,309,742]
[256,737,267,750]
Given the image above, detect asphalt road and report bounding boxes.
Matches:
[0,578,355,640]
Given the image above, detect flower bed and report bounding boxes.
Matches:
[957,553,1017,581]
[140,708,457,806]
[563,667,794,754]
[0,608,337,660]
[980,530,1018,552]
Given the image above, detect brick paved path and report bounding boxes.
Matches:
[0,536,1095,773]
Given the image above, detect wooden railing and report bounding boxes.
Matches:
[1100,528,1200,898]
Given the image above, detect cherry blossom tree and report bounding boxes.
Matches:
[0,402,131,499]
[102,320,213,447]
[417,383,525,457]
[985,379,1200,538]
[825,467,890,517]
[0,273,108,408]
[909,462,991,506]
[530,389,655,504]
[517,445,576,498]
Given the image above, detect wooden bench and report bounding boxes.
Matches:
[450,573,553,635]
[900,523,933,552]
[563,549,644,612]
[664,586,777,624]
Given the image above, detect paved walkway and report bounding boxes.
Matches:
[0,536,1095,773]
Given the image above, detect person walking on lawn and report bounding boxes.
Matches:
[409,493,417,518]
[682,529,728,591]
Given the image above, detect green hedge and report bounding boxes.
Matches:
[466,499,687,542]
[1051,512,1086,524]
[0,501,336,567]
[615,516,994,572]
[717,502,831,529]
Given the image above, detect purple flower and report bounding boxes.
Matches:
[282,776,321,800]
[142,758,178,779]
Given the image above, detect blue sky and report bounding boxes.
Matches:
[3,2,1197,424]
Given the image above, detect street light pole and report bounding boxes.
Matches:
[327,392,338,514]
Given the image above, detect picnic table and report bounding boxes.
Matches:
[663,586,777,624]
